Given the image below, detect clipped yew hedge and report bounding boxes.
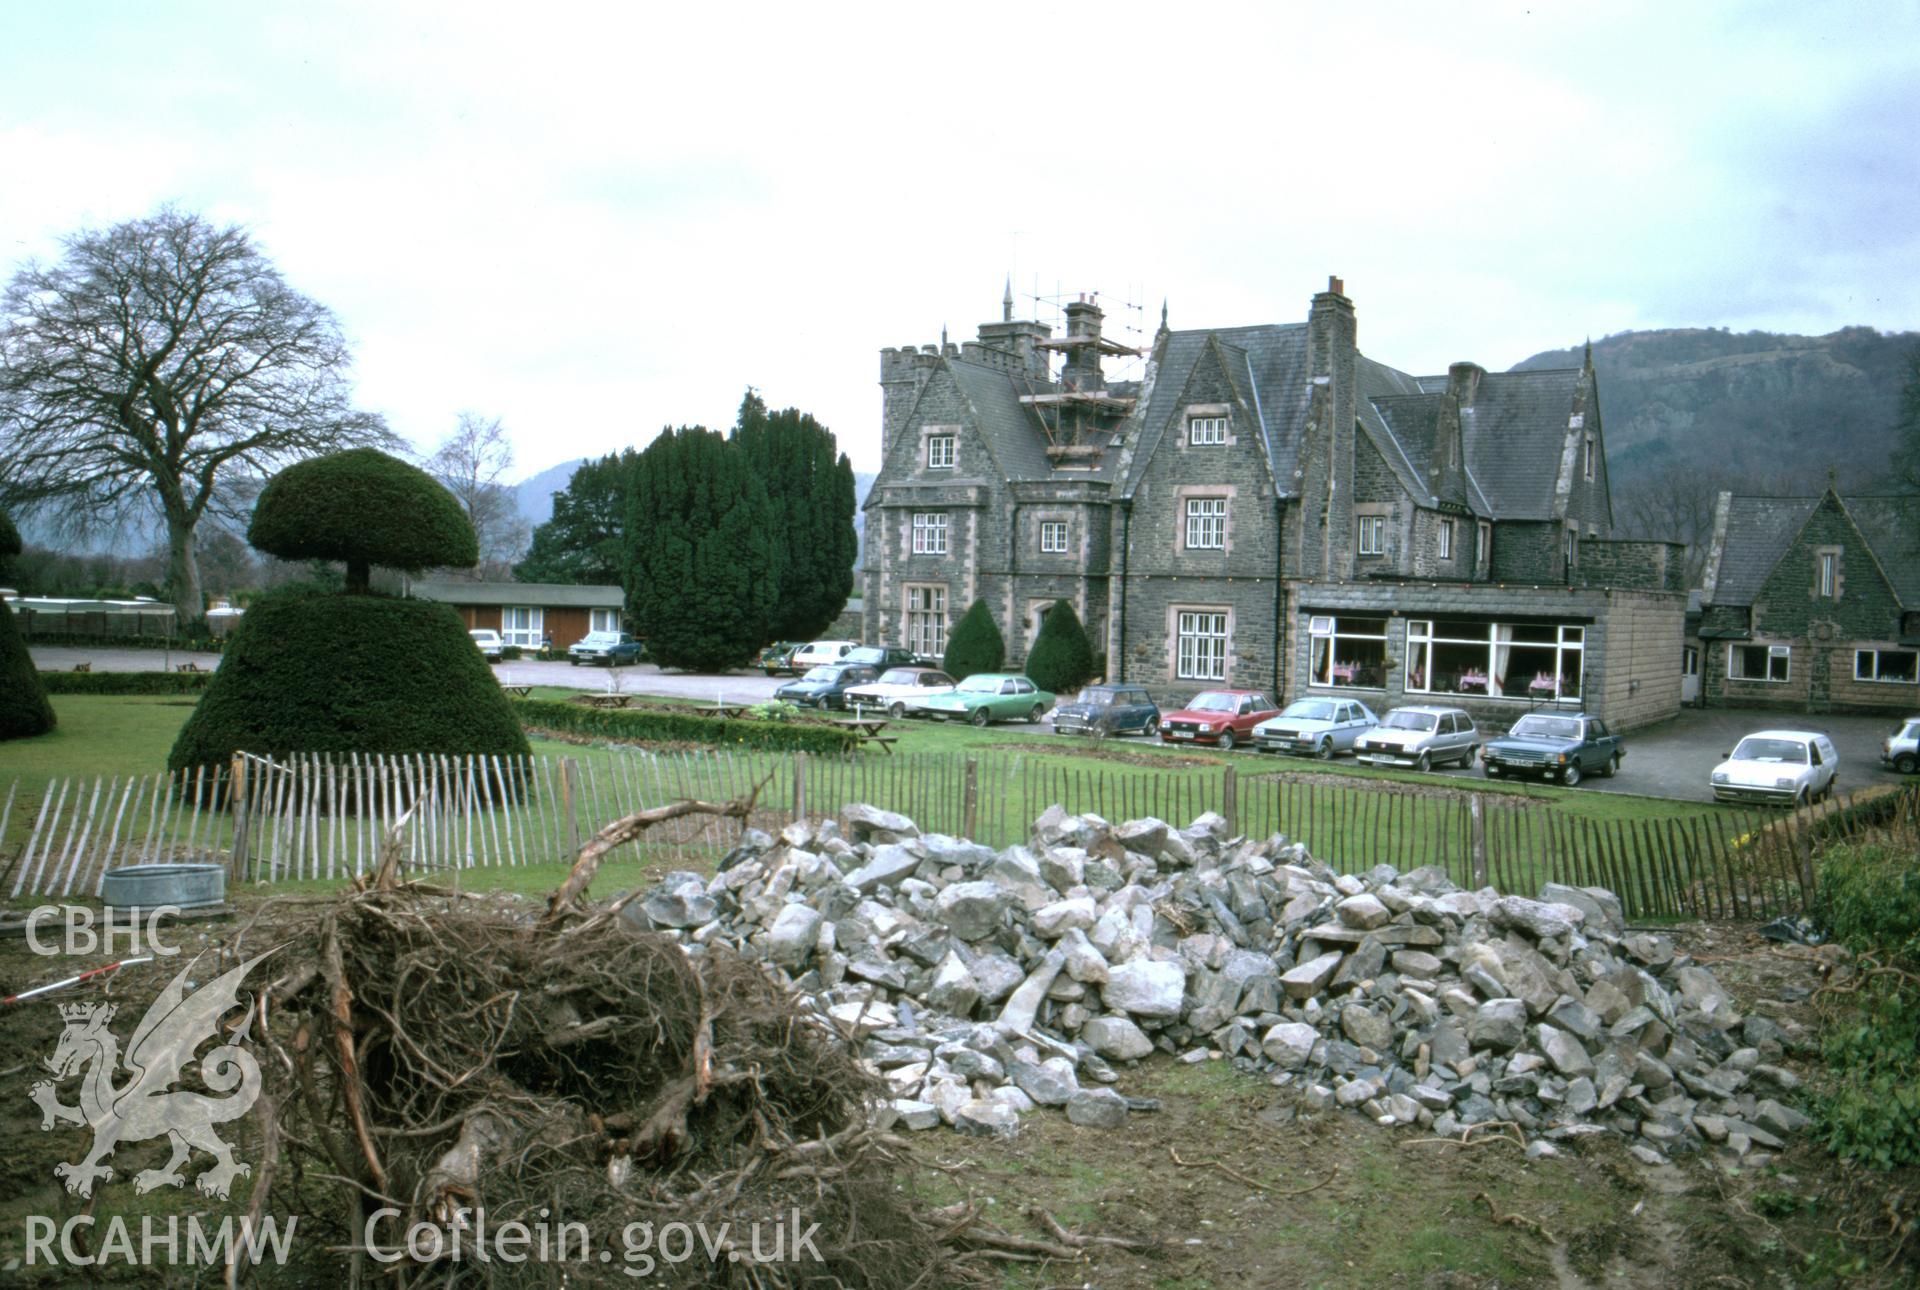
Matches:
[42,670,215,694]
[513,698,859,755]
[169,588,529,770]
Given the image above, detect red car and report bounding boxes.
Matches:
[1159,690,1283,750]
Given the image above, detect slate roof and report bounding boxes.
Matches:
[1123,323,1312,495]
[410,580,623,608]
[1704,493,1920,608]
[1460,370,1581,520]
[938,355,1133,483]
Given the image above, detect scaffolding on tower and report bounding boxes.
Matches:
[1019,293,1140,467]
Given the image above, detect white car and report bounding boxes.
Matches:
[1354,706,1478,771]
[1253,698,1380,758]
[842,666,956,718]
[468,629,503,661]
[788,639,858,670]
[1711,730,1839,806]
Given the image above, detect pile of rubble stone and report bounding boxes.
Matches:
[626,803,1812,1162]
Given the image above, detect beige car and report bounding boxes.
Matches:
[788,639,857,670]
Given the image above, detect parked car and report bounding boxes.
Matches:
[468,628,503,661]
[1253,698,1379,758]
[1052,685,1161,739]
[774,663,880,710]
[1481,712,1622,786]
[912,673,1053,726]
[844,645,919,670]
[789,640,857,670]
[1883,716,1920,775]
[1712,730,1839,805]
[1159,690,1281,749]
[1354,706,1478,771]
[758,641,806,676]
[843,666,956,718]
[568,631,645,666]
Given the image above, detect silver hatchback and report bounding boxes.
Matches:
[1354,706,1478,772]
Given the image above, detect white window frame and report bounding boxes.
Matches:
[1357,515,1386,556]
[1039,520,1069,554]
[1403,618,1586,702]
[1476,521,1490,567]
[1854,648,1918,684]
[1438,520,1454,560]
[1175,610,1229,681]
[1728,642,1791,683]
[1184,497,1227,550]
[1563,527,1578,574]
[1818,551,1837,598]
[911,511,949,555]
[589,608,620,634]
[502,606,545,649]
[926,435,956,469]
[1583,435,1596,483]
[1189,415,1227,445]
[1309,615,1390,689]
[904,584,947,657]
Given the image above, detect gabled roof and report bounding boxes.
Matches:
[1124,323,1312,495]
[1702,492,1920,608]
[1461,369,1583,520]
[940,355,1129,482]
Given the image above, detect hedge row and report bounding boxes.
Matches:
[513,698,859,755]
[41,670,216,694]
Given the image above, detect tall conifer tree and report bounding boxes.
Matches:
[625,427,777,671]
[733,391,857,641]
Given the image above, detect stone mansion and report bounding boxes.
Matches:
[860,279,1687,730]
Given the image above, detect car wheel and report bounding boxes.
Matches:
[1793,786,1810,810]
[1415,751,1431,774]
[1561,763,1583,787]
[1457,746,1477,769]
[1602,752,1620,778]
[1315,738,1334,761]
[1896,753,1918,775]
[1217,729,1237,751]
[1143,716,1160,738]
[568,658,578,666]
[970,708,991,728]
[1090,720,1109,740]
[1029,704,1046,724]
[888,702,906,720]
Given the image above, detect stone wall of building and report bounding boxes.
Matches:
[1578,539,1687,593]
[1595,591,1686,730]
[1490,521,1564,583]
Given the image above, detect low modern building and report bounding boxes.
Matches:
[409,581,623,651]
[1695,486,1920,714]
[861,279,1687,730]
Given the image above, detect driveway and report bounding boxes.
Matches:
[493,658,788,704]
[31,645,224,672]
[1232,706,1911,803]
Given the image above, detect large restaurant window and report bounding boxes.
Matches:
[1308,615,1388,688]
[904,584,947,657]
[1854,649,1917,684]
[1176,611,1229,681]
[1404,619,1585,701]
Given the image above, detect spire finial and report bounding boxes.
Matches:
[1584,336,1593,367]
[1158,298,1169,334]
[1827,463,1838,492]
[1003,277,1013,322]
[940,322,948,351]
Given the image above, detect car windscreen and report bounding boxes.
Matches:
[956,676,1000,694]
[1732,737,1808,764]
[802,666,841,681]
[1279,701,1337,721]
[1383,711,1438,731]
[1188,692,1237,712]
[1509,716,1580,740]
[1073,688,1119,705]
[877,669,920,685]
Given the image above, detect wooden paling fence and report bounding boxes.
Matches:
[4,749,1916,920]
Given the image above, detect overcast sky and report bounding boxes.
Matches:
[3,1,1916,478]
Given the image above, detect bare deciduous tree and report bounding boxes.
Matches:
[0,207,391,620]
[423,412,529,578]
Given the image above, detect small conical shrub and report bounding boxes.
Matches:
[1025,599,1097,695]
[0,507,55,740]
[942,599,1004,680]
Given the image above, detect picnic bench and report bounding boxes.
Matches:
[578,694,632,710]
[177,662,202,673]
[834,716,896,754]
[72,662,91,673]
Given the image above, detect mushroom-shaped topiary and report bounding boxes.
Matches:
[170,451,526,773]
[248,448,478,592]
[0,505,57,740]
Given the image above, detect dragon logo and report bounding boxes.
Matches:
[29,952,272,1199]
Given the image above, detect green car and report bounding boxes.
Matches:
[758,641,806,676]
[911,673,1054,726]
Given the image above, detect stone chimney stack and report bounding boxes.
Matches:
[1060,295,1106,390]
[1446,361,1485,407]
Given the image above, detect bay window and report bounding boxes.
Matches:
[1404,619,1585,701]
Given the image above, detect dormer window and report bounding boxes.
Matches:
[1189,416,1227,445]
[926,435,955,469]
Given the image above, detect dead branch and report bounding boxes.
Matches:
[543,775,771,921]
[1477,1191,1558,1245]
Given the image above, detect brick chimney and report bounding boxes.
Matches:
[1060,295,1106,390]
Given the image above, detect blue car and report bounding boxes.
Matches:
[1051,685,1161,739]
[568,631,645,666]
[775,664,881,710]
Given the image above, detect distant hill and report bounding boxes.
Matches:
[1514,326,1916,494]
